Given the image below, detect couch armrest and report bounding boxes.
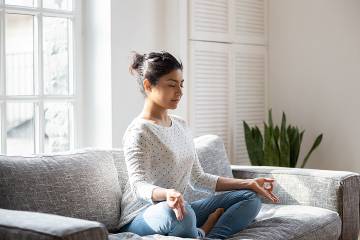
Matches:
[231,165,360,240]
[0,208,108,240]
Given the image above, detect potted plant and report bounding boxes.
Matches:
[243,109,323,168]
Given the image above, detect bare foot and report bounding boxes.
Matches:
[200,208,225,235]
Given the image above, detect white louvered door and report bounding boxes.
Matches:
[189,41,231,156]
[187,0,267,164]
[189,0,231,42]
[232,0,267,44]
[232,45,267,165]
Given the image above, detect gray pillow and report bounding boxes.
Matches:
[0,150,121,232]
[184,134,233,202]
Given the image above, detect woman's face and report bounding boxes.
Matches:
[144,69,184,110]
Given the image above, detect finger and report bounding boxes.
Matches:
[265,189,278,203]
[174,201,184,221]
[179,200,185,220]
[178,201,185,218]
[259,187,277,203]
[173,192,181,198]
[264,178,276,182]
[269,191,280,203]
[263,182,273,191]
[269,192,279,203]
[174,204,184,221]
[169,196,178,202]
[178,206,184,221]
[174,201,181,220]
[265,192,276,203]
[180,196,186,215]
[172,196,180,207]
[173,208,180,221]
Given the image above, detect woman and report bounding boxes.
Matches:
[119,51,280,239]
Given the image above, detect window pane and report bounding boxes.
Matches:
[6,14,34,95]
[5,0,33,7]
[43,17,72,95]
[43,0,72,11]
[6,102,35,155]
[44,102,72,152]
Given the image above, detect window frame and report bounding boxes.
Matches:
[0,0,81,154]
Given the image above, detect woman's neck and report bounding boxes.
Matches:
[141,99,169,122]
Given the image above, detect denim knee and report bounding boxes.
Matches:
[141,201,178,234]
[245,189,261,201]
[250,193,262,212]
[233,190,262,214]
[168,202,198,238]
[242,189,258,199]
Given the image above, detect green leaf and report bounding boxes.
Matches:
[243,121,263,166]
[290,129,300,167]
[294,130,305,166]
[281,112,287,131]
[273,126,281,163]
[279,112,290,167]
[301,134,323,168]
[274,126,280,142]
[271,133,280,166]
[242,109,322,169]
[254,126,264,162]
[264,122,273,166]
[268,109,273,129]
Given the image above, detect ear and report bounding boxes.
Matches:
[143,79,152,93]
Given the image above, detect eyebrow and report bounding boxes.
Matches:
[166,79,184,83]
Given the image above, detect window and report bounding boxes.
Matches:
[0,0,79,154]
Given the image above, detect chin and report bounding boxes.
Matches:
[168,103,179,109]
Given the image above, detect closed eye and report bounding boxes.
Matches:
[169,85,184,87]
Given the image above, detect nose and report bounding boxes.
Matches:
[176,87,183,98]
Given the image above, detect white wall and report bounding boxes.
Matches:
[268,0,360,172]
[82,0,186,149]
[82,0,112,148]
[111,0,187,148]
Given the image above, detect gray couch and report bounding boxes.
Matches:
[0,135,359,240]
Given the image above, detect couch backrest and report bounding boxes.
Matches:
[184,134,233,202]
[110,149,128,195]
[0,149,122,232]
[0,134,232,231]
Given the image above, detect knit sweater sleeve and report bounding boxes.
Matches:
[122,126,158,204]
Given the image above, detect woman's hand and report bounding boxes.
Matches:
[248,178,280,203]
[166,189,186,221]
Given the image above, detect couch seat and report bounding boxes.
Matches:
[109,204,341,240]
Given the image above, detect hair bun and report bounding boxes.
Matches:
[129,51,145,76]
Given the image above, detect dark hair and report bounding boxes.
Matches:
[129,51,183,97]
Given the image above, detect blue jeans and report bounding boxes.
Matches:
[119,190,262,239]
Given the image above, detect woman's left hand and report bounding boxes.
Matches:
[247,178,280,203]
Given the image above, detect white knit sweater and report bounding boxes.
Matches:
[119,114,219,228]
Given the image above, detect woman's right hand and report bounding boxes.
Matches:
[166,189,186,221]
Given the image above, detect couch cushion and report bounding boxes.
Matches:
[0,149,121,232]
[184,134,233,203]
[0,208,108,240]
[228,204,341,240]
[109,204,341,240]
